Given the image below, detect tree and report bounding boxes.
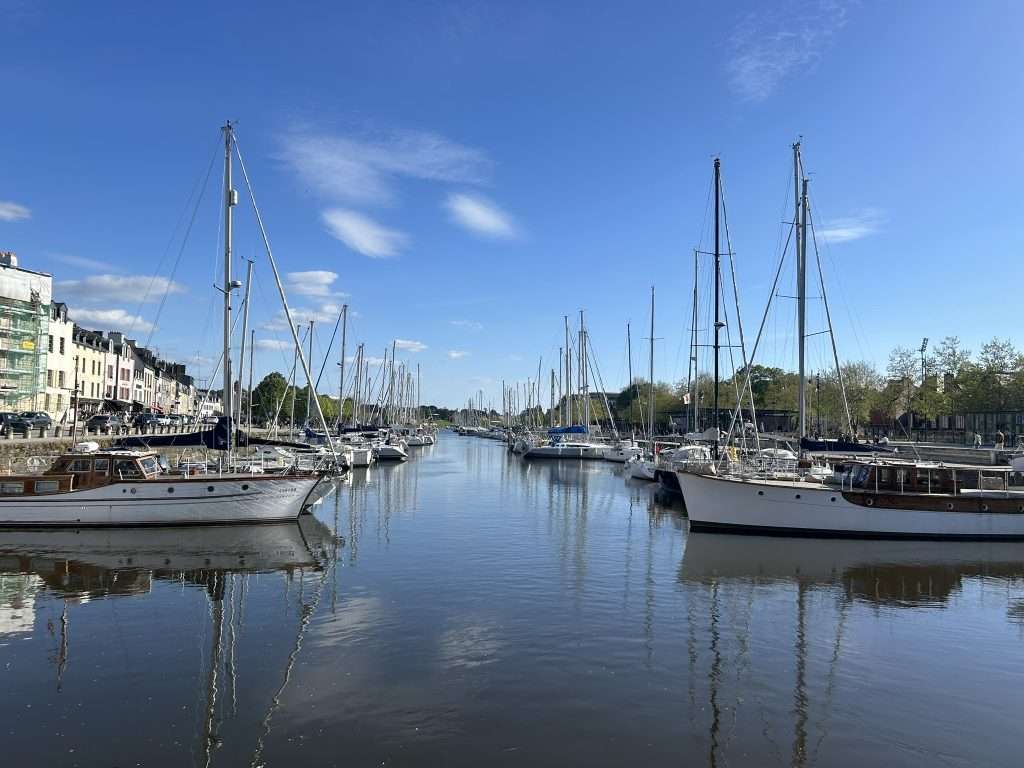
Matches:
[251,372,288,425]
[934,336,970,377]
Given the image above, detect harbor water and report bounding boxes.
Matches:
[2,434,1023,767]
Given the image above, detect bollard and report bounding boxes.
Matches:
[54,426,62,438]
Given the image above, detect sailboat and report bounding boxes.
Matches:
[681,143,1024,539]
[0,123,327,527]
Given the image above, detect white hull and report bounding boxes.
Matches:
[602,445,642,463]
[375,444,408,461]
[0,475,321,528]
[343,446,375,467]
[627,459,657,481]
[522,443,604,460]
[680,471,1024,539]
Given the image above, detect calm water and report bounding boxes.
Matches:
[3,434,1024,767]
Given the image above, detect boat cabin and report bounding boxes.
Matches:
[844,460,1021,496]
[0,451,162,497]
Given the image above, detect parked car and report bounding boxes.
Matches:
[135,413,161,428]
[156,414,172,426]
[0,411,31,435]
[85,413,124,432]
[18,411,53,429]
[202,415,220,425]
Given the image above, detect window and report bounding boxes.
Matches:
[58,371,65,388]
[47,369,53,387]
[140,457,159,476]
[0,482,25,495]
[94,458,110,474]
[44,394,51,410]
[56,394,63,410]
[68,458,92,472]
[47,335,53,353]
[59,337,65,355]
[113,460,142,479]
[107,365,113,379]
[34,480,60,493]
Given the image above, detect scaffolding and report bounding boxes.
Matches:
[0,258,50,412]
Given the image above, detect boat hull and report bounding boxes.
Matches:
[522,444,604,460]
[680,471,1024,540]
[0,475,321,528]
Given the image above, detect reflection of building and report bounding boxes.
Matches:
[0,252,50,413]
[0,572,41,636]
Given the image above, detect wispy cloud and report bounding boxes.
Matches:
[262,301,344,331]
[448,350,469,359]
[449,319,483,331]
[818,209,882,244]
[0,201,31,222]
[285,270,346,298]
[255,339,294,352]
[395,338,427,353]
[346,354,386,366]
[51,253,118,272]
[69,307,154,334]
[727,1,849,102]
[56,275,187,304]
[322,209,407,258]
[444,193,517,238]
[281,128,489,206]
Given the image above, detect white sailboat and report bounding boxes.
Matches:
[681,144,1024,539]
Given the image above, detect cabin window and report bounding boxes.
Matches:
[68,458,92,473]
[879,469,892,485]
[34,480,60,493]
[114,460,143,479]
[94,458,110,474]
[0,481,25,494]
[140,457,159,476]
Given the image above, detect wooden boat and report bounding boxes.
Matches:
[0,447,321,528]
[682,459,1024,539]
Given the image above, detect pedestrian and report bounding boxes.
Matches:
[996,430,1005,450]
[973,432,983,449]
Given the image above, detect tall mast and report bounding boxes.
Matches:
[236,258,253,430]
[626,323,634,432]
[222,122,237,455]
[247,328,254,433]
[306,320,314,426]
[712,157,722,459]
[691,248,699,433]
[564,316,571,424]
[798,176,809,440]
[648,285,655,441]
[338,304,347,428]
[580,310,589,431]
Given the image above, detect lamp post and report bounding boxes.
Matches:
[71,355,80,443]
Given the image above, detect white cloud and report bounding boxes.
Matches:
[255,339,293,352]
[395,339,427,353]
[727,2,849,102]
[346,355,386,366]
[444,193,517,238]
[448,350,469,359]
[51,254,118,272]
[56,274,187,304]
[262,301,344,331]
[0,201,31,222]
[449,319,483,331]
[285,270,345,298]
[817,209,882,244]
[69,307,154,334]
[322,209,407,258]
[281,128,489,206]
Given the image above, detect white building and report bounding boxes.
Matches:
[44,301,75,422]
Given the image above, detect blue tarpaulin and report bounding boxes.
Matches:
[548,425,587,435]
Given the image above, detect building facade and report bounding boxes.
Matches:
[72,326,111,417]
[105,332,135,406]
[0,252,51,414]
[44,302,74,421]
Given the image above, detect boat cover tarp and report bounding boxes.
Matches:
[800,437,893,454]
[548,425,587,435]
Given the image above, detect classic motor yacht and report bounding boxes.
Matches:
[0,446,322,528]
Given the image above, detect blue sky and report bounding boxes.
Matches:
[2,1,1022,407]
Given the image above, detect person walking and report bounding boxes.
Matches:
[973,432,983,449]
[995,430,1005,450]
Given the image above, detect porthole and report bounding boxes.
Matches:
[830,497,837,503]
[947,503,955,511]
[795,494,801,500]
[1018,505,1024,513]
[865,497,874,507]
[167,487,174,494]
[130,488,137,495]
[981,504,989,512]
[122,489,127,494]
[758,490,764,496]
[207,485,215,492]
[242,484,250,491]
